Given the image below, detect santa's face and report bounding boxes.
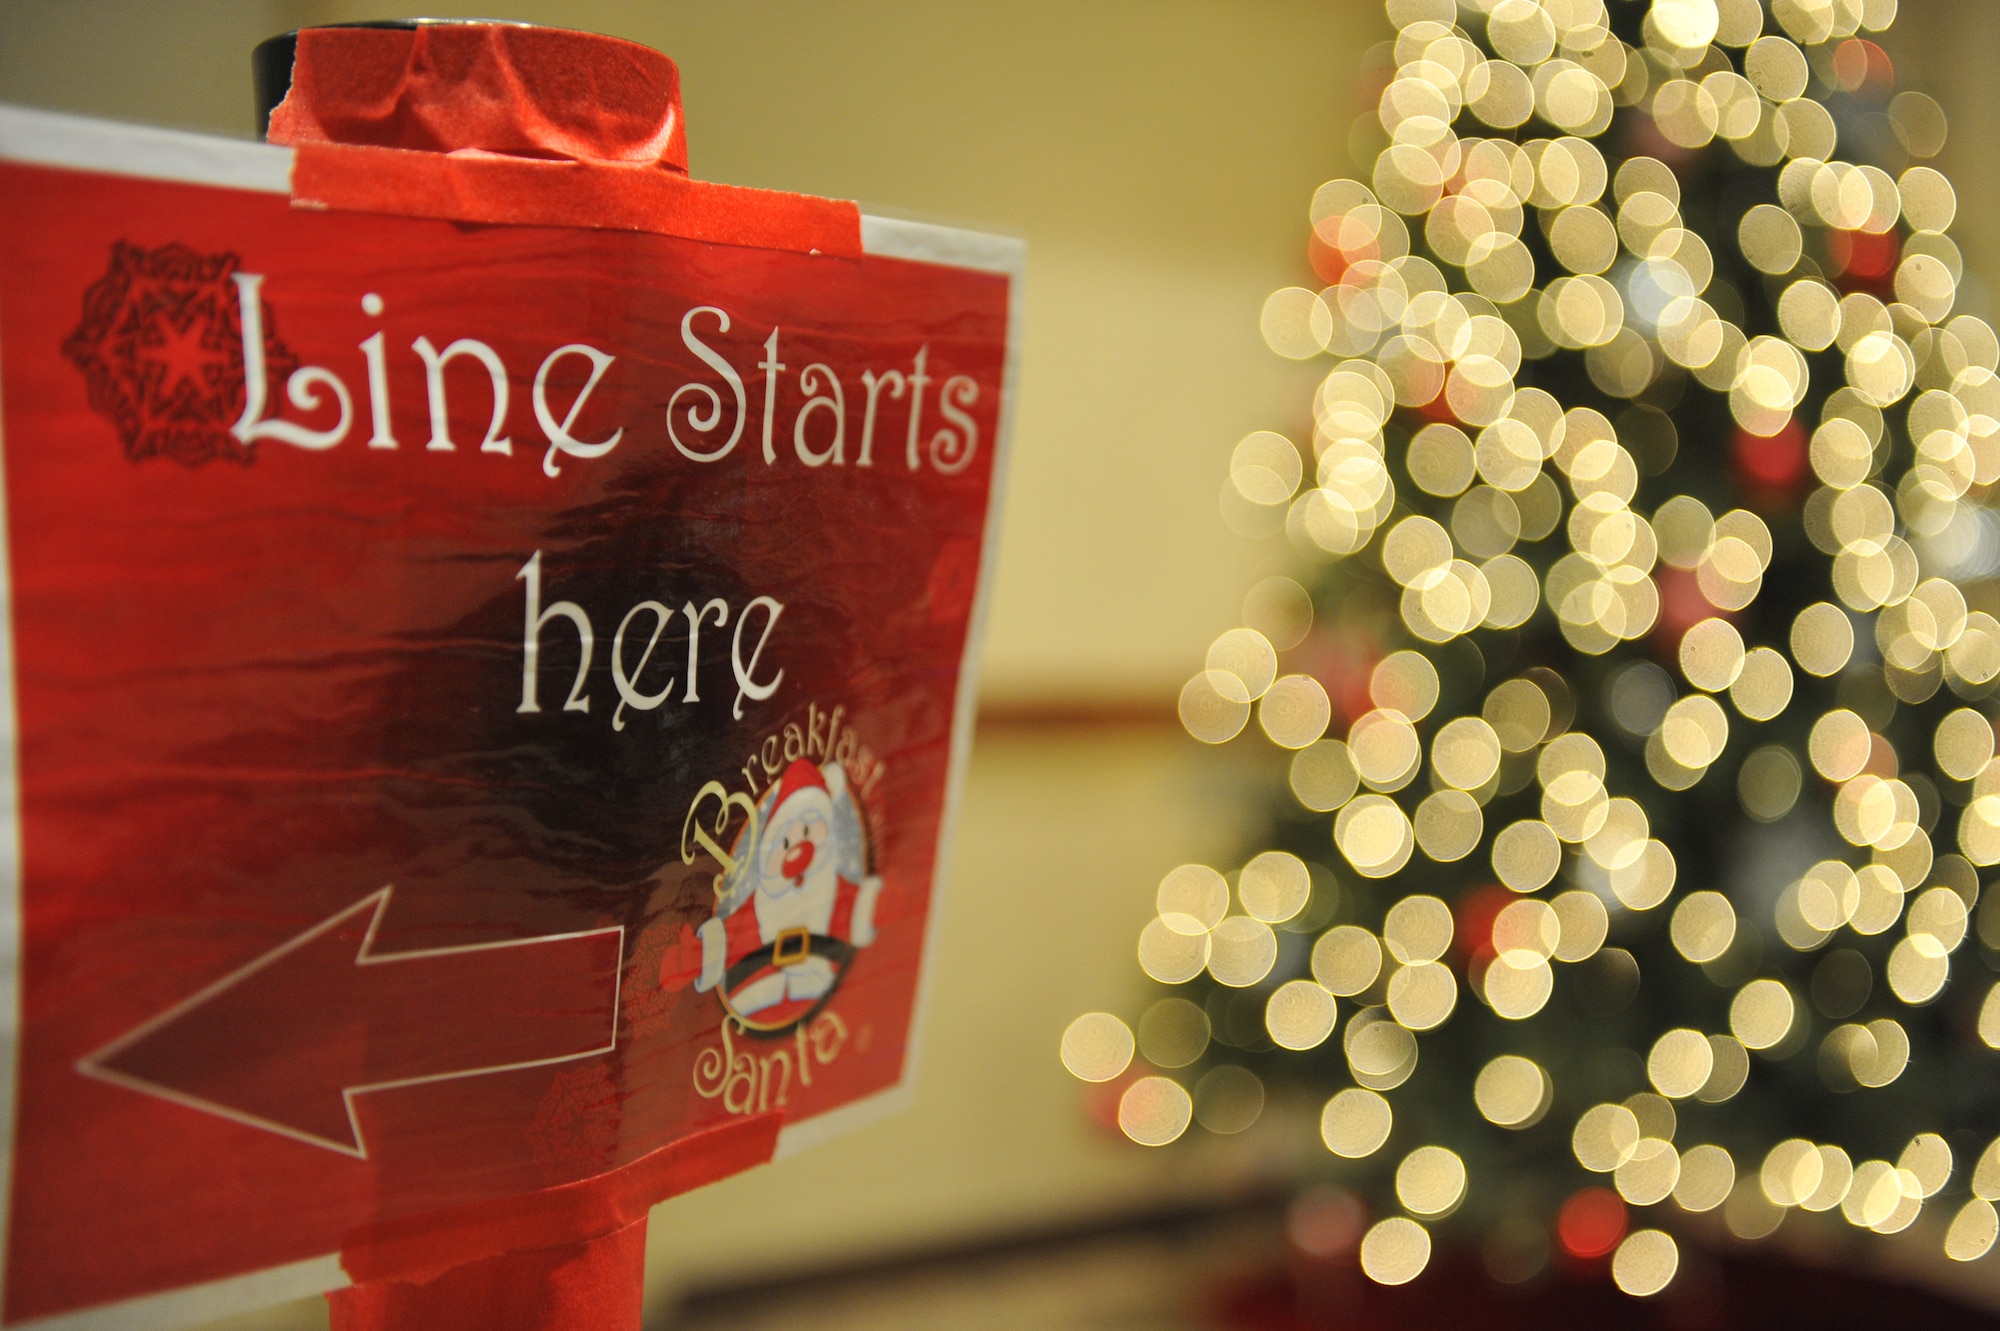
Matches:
[758,795,833,898]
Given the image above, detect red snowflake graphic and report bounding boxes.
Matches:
[62,242,299,467]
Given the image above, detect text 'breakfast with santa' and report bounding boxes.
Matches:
[229,273,988,478]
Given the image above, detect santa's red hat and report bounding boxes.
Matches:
[769,759,829,814]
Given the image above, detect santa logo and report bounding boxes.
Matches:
[681,758,882,1035]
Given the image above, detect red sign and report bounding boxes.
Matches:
[0,104,1018,1327]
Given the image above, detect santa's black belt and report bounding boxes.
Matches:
[725,931,856,992]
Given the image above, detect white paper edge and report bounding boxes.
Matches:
[0,104,1024,1327]
[859,214,1026,276]
[0,105,290,195]
[0,270,28,1324]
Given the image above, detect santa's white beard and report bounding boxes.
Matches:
[752,866,838,939]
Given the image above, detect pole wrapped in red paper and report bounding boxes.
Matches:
[0,19,1016,1329]
[260,24,783,1330]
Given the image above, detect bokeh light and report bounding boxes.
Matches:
[1098,0,2000,1293]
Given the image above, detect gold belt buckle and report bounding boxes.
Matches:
[773,926,812,967]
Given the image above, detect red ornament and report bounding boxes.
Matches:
[1308,227,1351,286]
[1832,38,1894,96]
[1556,1187,1628,1259]
[1652,565,1720,654]
[1083,1061,1154,1137]
[1286,1187,1366,1260]
[1454,883,1515,966]
[1415,389,1459,424]
[1292,628,1381,729]
[1733,416,1809,498]
[1828,227,1898,289]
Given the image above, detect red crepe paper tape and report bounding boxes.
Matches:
[270,23,860,256]
[328,1220,648,1331]
[339,1112,782,1288]
[290,141,863,256]
[270,25,689,172]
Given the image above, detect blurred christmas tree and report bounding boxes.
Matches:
[1063,0,2000,1299]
